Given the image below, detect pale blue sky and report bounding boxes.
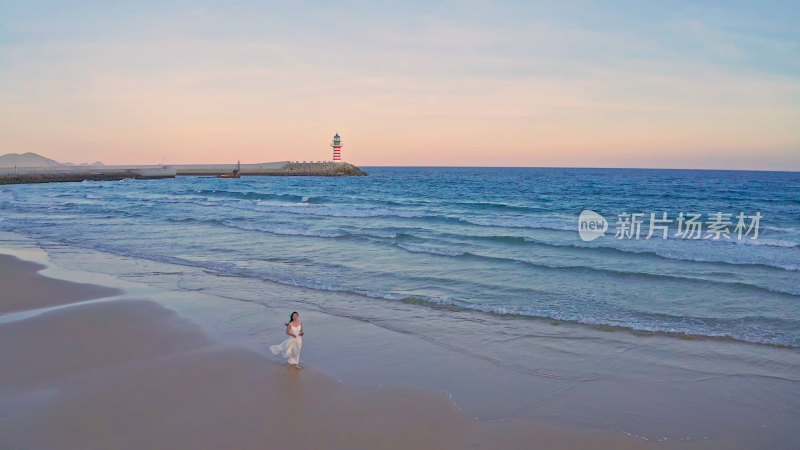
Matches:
[1,1,798,168]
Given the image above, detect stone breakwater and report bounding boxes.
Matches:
[0,161,367,184]
[0,166,177,184]
[278,161,368,176]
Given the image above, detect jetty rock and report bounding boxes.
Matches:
[279,161,368,176]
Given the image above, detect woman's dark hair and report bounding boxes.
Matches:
[285,311,299,326]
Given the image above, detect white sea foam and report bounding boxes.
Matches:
[460,216,574,231]
[362,230,398,239]
[252,200,427,219]
[734,238,798,248]
[396,243,465,257]
[223,220,347,238]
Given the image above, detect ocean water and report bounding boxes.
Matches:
[1,167,799,347]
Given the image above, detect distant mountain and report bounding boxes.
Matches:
[0,152,63,168]
[0,152,105,168]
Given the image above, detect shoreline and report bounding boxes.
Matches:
[0,248,666,449]
[1,232,798,448]
[397,296,800,349]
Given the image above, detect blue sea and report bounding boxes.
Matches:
[1,167,799,346]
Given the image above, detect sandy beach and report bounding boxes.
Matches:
[0,254,121,314]
[0,251,678,449]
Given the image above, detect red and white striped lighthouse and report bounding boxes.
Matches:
[330,133,342,161]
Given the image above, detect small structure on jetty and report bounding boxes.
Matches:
[331,133,342,161]
[217,161,241,178]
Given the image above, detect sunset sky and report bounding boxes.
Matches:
[1,1,798,169]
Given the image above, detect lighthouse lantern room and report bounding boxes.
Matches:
[331,133,342,161]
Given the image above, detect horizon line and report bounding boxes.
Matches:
[356,165,800,173]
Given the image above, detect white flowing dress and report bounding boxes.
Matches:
[270,324,302,364]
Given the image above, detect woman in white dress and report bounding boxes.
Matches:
[270,311,304,369]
